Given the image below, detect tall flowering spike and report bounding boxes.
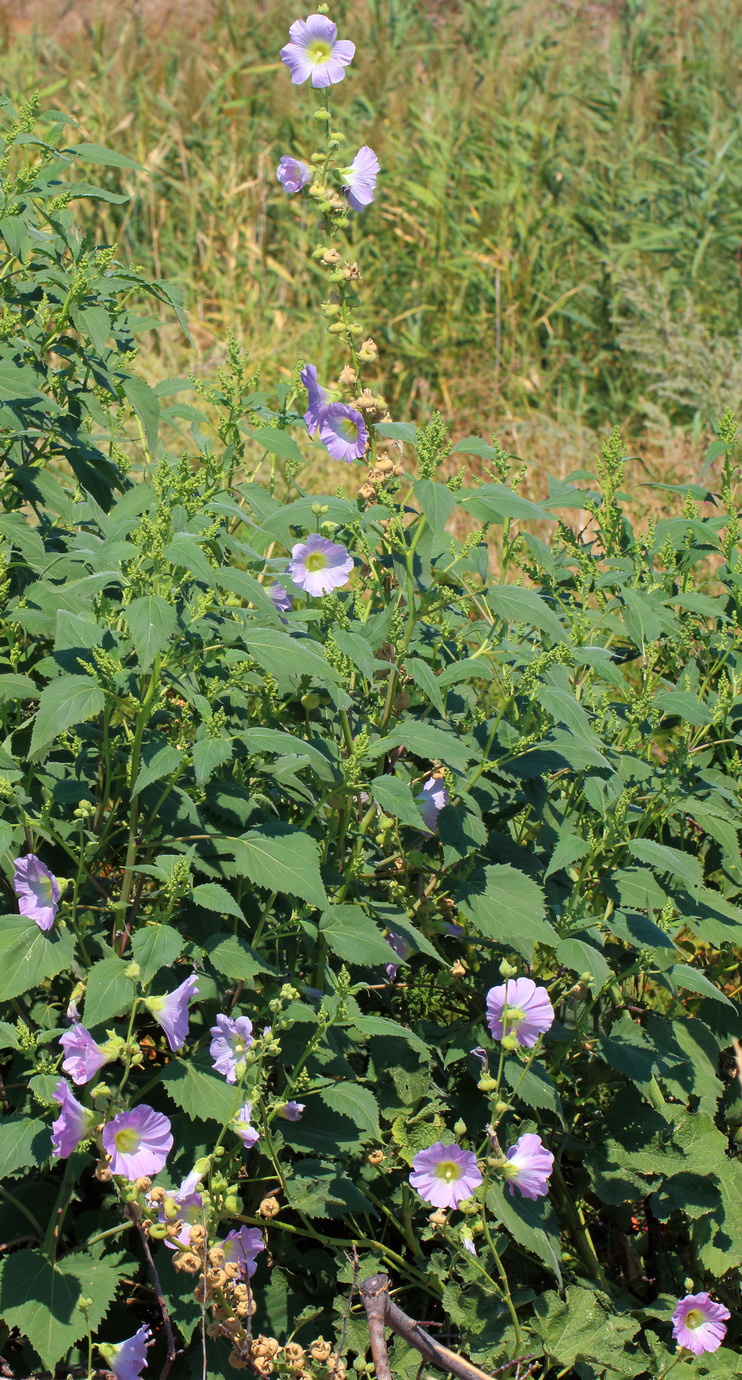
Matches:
[672,1294,730,1356]
[409,1142,482,1210]
[301,364,329,436]
[234,1101,260,1149]
[385,931,410,981]
[98,1324,152,1380]
[277,156,311,195]
[342,146,380,213]
[319,402,368,463]
[51,1079,96,1159]
[222,1225,265,1279]
[145,973,199,1052]
[416,776,449,833]
[210,1012,254,1084]
[280,14,355,88]
[289,534,353,597]
[502,1132,554,1200]
[13,854,59,931]
[486,977,555,1049]
[59,1024,110,1085]
[102,1106,173,1180]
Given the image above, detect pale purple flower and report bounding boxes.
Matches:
[102,1105,173,1180]
[671,1294,730,1356]
[486,977,555,1049]
[51,1079,96,1159]
[277,156,311,194]
[385,931,410,981]
[145,973,199,1052]
[409,1142,482,1210]
[210,1012,254,1083]
[98,1324,152,1380]
[222,1225,264,1279]
[342,146,380,213]
[13,854,59,931]
[503,1133,554,1201]
[416,776,449,833]
[462,1233,477,1256]
[280,14,355,88]
[150,1169,204,1250]
[235,1101,260,1149]
[59,1024,109,1085]
[319,402,368,462]
[289,534,353,597]
[281,1100,305,1121]
[301,364,329,436]
[269,582,293,612]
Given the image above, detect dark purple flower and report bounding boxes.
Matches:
[59,1024,109,1085]
[672,1294,730,1356]
[319,402,368,462]
[503,1132,554,1200]
[222,1225,264,1278]
[280,1100,306,1121]
[210,1013,254,1083]
[409,1142,482,1210]
[277,156,311,194]
[145,973,199,1052]
[102,1106,173,1180]
[51,1079,96,1159]
[98,1325,151,1380]
[342,146,379,213]
[486,977,554,1049]
[289,534,353,597]
[13,854,59,931]
[280,14,355,88]
[416,776,448,832]
[301,364,330,436]
[385,931,410,981]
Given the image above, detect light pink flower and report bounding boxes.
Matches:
[235,1101,260,1149]
[222,1225,264,1278]
[416,776,448,832]
[280,14,355,88]
[288,534,353,597]
[280,1100,305,1121]
[145,973,199,1052]
[98,1324,151,1380]
[210,1013,254,1083]
[59,1024,110,1085]
[102,1106,173,1180]
[671,1294,730,1356]
[149,1169,204,1250]
[13,854,59,931]
[51,1079,96,1159]
[486,977,555,1049]
[342,146,379,213]
[409,1142,482,1210]
[277,156,311,194]
[502,1132,554,1200]
[301,364,329,436]
[319,402,368,462]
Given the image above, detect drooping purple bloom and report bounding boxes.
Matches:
[277,156,311,195]
[145,973,199,1053]
[59,1024,109,1085]
[210,1013,254,1084]
[222,1225,264,1279]
[342,146,380,213]
[288,534,353,597]
[98,1324,152,1380]
[269,582,293,612]
[416,776,449,833]
[671,1294,730,1356]
[13,854,59,931]
[235,1101,260,1149]
[486,977,555,1049]
[409,1142,482,1210]
[150,1169,204,1250]
[102,1106,173,1180]
[280,14,355,88]
[301,364,329,437]
[319,402,368,462]
[280,1100,306,1121]
[503,1133,554,1201]
[385,931,410,981]
[51,1079,96,1159]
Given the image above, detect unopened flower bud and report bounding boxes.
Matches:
[495,1100,510,1115]
[314,107,331,122]
[328,322,346,335]
[501,1034,520,1052]
[358,337,378,362]
[123,961,140,980]
[478,1076,498,1091]
[453,1118,467,1136]
[499,959,519,978]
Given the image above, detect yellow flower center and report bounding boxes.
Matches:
[305,551,328,572]
[434,1160,462,1183]
[338,418,358,440]
[685,1311,705,1330]
[114,1126,140,1154]
[234,1040,245,1054]
[506,1007,526,1026]
[308,40,332,65]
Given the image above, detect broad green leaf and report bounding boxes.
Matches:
[160,1053,239,1122]
[405,656,445,715]
[457,865,557,958]
[332,627,376,681]
[133,742,183,795]
[70,141,143,169]
[241,727,335,782]
[370,775,425,830]
[487,585,567,644]
[248,426,304,463]
[205,933,272,979]
[413,479,457,534]
[83,954,136,1029]
[460,483,554,525]
[375,421,418,445]
[193,735,233,785]
[556,936,611,988]
[192,883,244,919]
[124,595,177,670]
[0,917,75,1000]
[320,905,396,966]
[0,1116,49,1179]
[347,1014,429,1057]
[244,627,343,686]
[122,375,160,455]
[545,833,590,880]
[131,925,184,986]
[164,533,215,585]
[533,1285,638,1366]
[486,1181,562,1281]
[29,674,105,757]
[450,436,498,458]
[628,839,702,890]
[319,1082,380,1139]
[669,963,734,1007]
[0,1248,128,1370]
[229,826,327,908]
[504,1060,561,1114]
[371,721,475,772]
[288,1158,375,1218]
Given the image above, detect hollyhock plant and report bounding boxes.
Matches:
[222,1225,265,1278]
[276,156,311,194]
[486,977,555,1049]
[144,973,199,1052]
[235,1101,260,1149]
[416,776,449,832]
[280,1100,306,1121]
[671,1294,730,1355]
[102,1106,173,1179]
[409,1142,483,1210]
[502,1133,554,1200]
[51,1080,96,1159]
[342,146,380,213]
[210,1012,254,1083]
[319,402,368,462]
[385,931,410,981]
[98,1324,151,1380]
[280,14,355,88]
[59,1024,110,1085]
[301,363,329,436]
[13,854,59,931]
[289,534,354,597]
